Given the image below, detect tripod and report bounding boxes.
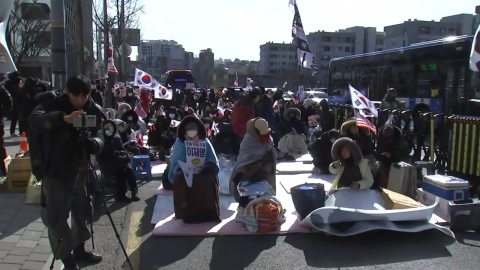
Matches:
[50,135,133,270]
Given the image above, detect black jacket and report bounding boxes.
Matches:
[29,93,105,180]
[0,86,12,118]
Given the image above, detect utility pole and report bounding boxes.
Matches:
[120,0,127,82]
[50,0,67,89]
[74,0,85,75]
[104,0,114,107]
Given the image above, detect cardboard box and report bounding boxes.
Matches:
[417,188,450,222]
[382,188,424,209]
[6,157,31,193]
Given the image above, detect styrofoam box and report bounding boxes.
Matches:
[422,175,469,201]
[417,188,450,222]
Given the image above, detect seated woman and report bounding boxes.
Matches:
[214,109,239,156]
[230,118,277,208]
[116,103,132,119]
[309,129,340,174]
[167,115,221,224]
[340,118,376,172]
[96,121,139,202]
[329,137,374,190]
[375,124,408,187]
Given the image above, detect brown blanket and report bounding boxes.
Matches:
[173,172,221,224]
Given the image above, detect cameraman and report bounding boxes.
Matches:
[29,75,105,269]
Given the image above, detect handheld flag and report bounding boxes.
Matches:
[470,24,480,72]
[355,110,377,135]
[134,68,172,100]
[349,85,378,118]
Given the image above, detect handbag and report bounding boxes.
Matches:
[290,183,326,221]
[25,174,42,205]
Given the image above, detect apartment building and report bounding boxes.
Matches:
[258,42,296,76]
[383,12,480,49]
[138,39,193,76]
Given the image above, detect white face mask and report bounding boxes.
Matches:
[105,129,114,136]
[186,130,198,138]
[122,108,127,113]
[128,93,133,96]
[168,113,175,118]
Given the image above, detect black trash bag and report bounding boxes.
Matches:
[290,183,326,221]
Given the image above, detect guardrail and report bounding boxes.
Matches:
[329,103,480,190]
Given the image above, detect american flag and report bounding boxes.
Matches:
[355,110,377,135]
[233,72,238,86]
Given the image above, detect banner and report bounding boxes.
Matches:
[185,141,206,173]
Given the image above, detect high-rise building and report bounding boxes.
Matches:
[197,48,214,85]
[138,39,193,76]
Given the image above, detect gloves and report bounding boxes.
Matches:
[200,162,217,175]
[200,165,214,175]
[85,137,99,154]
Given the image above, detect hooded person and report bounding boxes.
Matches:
[96,120,139,202]
[319,99,335,132]
[329,137,374,190]
[229,118,277,208]
[340,118,376,165]
[381,88,405,110]
[277,108,308,157]
[309,129,340,174]
[375,124,408,187]
[283,107,305,135]
[230,88,260,138]
[121,86,140,109]
[116,103,132,119]
[301,99,316,124]
[167,115,221,224]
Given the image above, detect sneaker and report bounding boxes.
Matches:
[73,248,102,264]
[312,167,322,175]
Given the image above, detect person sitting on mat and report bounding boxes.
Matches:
[167,115,221,224]
[375,124,408,187]
[230,118,277,212]
[309,129,340,175]
[329,137,374,190]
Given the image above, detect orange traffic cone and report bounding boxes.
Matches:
[20,132,28,153]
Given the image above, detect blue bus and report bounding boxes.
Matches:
[328,35,480,115]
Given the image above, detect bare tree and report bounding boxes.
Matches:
[6,0,51,67]
[92,0,144,60]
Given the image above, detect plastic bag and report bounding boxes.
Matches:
[237,180,275,197]
[218,168,232,195]
[25,174,42,205]
[217,154,235,169]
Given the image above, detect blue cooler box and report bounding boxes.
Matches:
[422,175,469,201]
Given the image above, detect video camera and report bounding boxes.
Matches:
[73,114,97,128]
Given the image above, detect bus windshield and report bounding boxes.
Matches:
[328,35,478,115]
[163,70,195,90]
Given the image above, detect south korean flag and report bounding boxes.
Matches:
[289,0,318,74]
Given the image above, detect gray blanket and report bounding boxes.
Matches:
[230,133,277,183]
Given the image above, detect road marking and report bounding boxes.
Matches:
[126,211,143,270]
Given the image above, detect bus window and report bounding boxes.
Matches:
[416,63,439,98]
[391,65,413,97]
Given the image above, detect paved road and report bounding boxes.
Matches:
[77,178,480,270]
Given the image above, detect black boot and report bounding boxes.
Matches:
[131,189,140,202]
[61,254,79,270]
[72,243,102,264]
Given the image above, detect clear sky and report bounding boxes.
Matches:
[134,0,478,61]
